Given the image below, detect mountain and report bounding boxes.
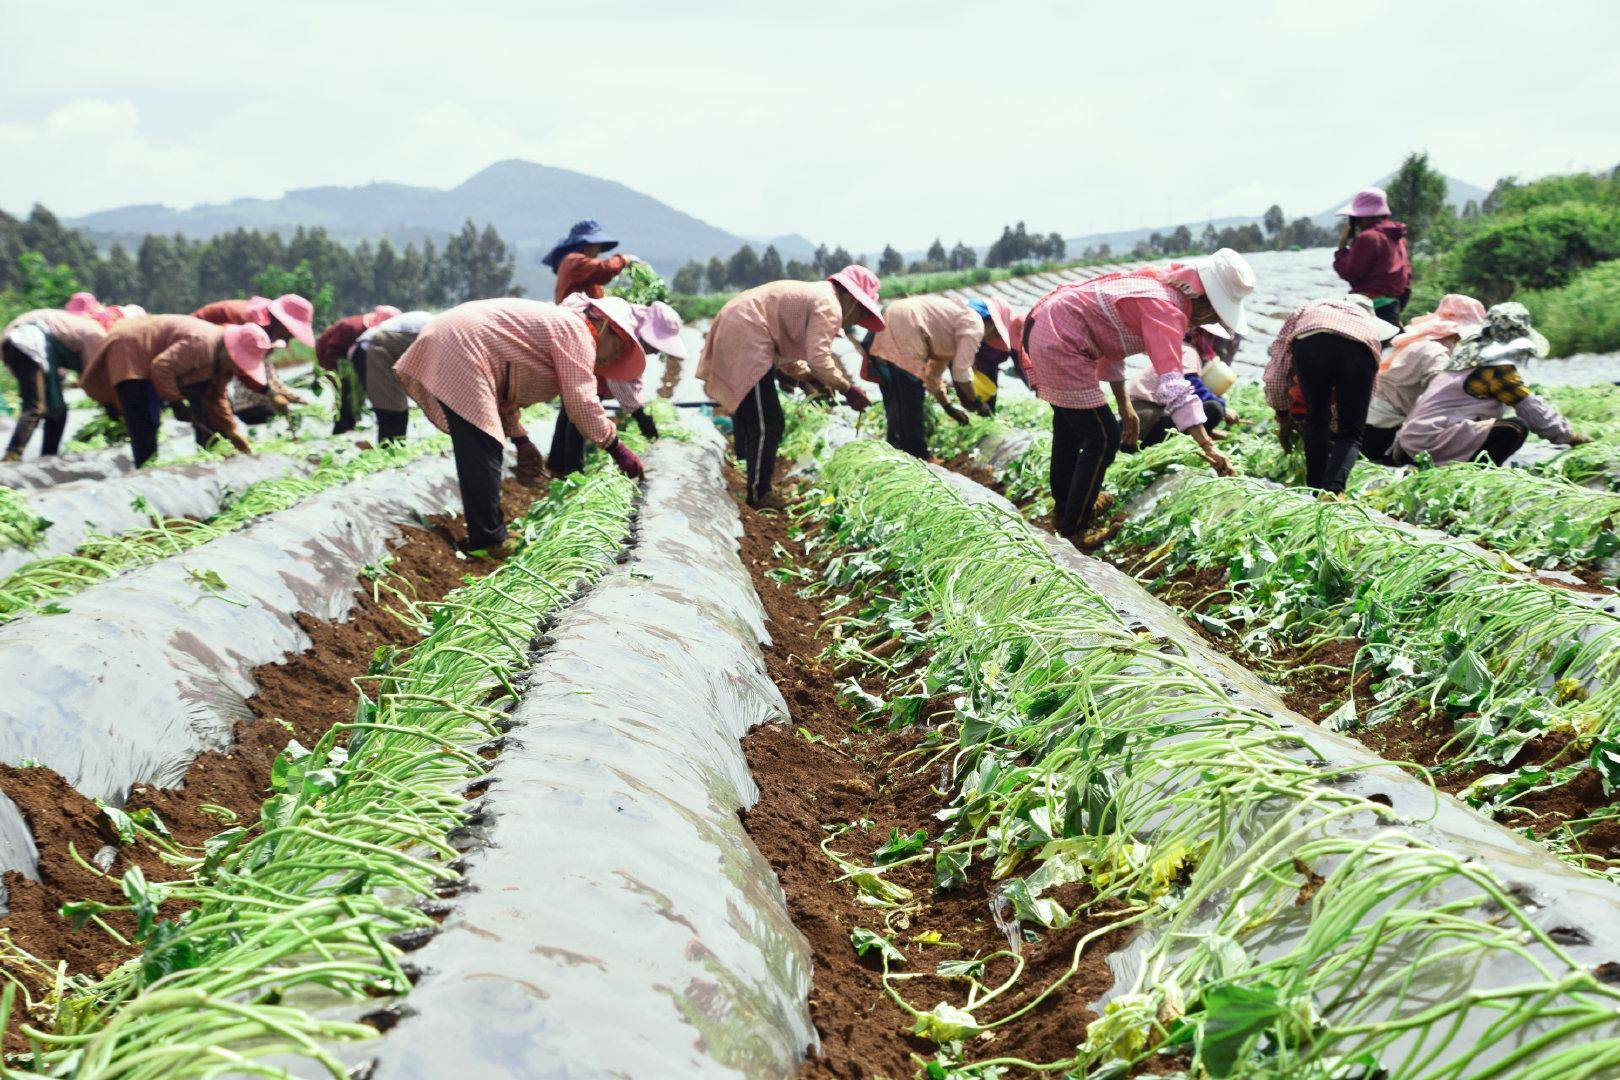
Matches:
[67,160,773,297]
[1312,173,1490,222]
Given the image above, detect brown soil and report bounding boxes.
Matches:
[0,476,547,1015]
[728,464,1141,1079]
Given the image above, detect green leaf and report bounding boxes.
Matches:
[98,803,137,845]
[935,849,970,891]
[61,899,115,930]
[1197,982,1288,1077]
[850,927,906,966]
[911,1002,981,1043]
[872,827,928,865]
[849,869,914,907]
[936,957,986,980]
[1446,649,1493,696]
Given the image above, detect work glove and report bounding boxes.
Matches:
[943,402,971,425]
[631,408,659,440]
[843,385,871,412]
[514,438,545,480]
[607,437,645,479]
[952,380,983,416]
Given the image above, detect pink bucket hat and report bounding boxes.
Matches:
[222,323,278,388]
[827,265,886,333]
[983,297,1014,353]
[65,291,102,316]
[633,300,688,361]
[268,294,316,348]
[1335,186,1392,218]
[364,304,403,329]
[572,294,647,382]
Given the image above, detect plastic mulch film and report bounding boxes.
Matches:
[0,451,316,575]
[0,455,463,881]
[928,464,1620,1061]
[348,425,814,1079]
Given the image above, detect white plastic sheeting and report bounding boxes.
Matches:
[347,425,814,1079]
[0,455,464,884]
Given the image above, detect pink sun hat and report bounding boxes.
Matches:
[633,300,688,361]
[568,294,647,382]
[223,323,279,389]
[827,265,886,333]
[364,304,403,329]
[268,294,316,348]
[985,297,1014,353]
[1336,186,1392,218]
[64,291,102,316]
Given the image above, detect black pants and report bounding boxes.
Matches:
[443,401,507,549]
[549,410,588,476]
[3,343,67,457]
[874,358,928,459]
[1361,425,1398,463]
[333,348,369,435]
[1050,405,1121,536]
[1480,419,1528,465]
[1292,334,1377,492]
[733,369,785,503]
[181,381,224,449]
[376,409,409,443]
[1139,398,1225,448]
[115,379,164,467]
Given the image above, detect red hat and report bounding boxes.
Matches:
[827,265,885,333]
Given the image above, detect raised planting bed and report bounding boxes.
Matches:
[754,435,1620,1076]
[0,467,637,1076]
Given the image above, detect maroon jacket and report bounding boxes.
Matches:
[314,315,367,371]
[1333,219,1411,304]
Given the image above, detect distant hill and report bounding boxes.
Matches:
[67,160,807,297]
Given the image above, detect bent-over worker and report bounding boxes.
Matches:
[546,299,684,474]
[357,310,434,443]
[1363,294,1486,462]
[316,304,401,434]
[2,308,107,460]
[863,295,1009,458]
[394,298,646,551]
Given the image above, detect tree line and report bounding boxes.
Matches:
[670,221,1069,294]
[0,205,522,324]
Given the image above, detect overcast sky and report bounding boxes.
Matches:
[2,0,1616,250]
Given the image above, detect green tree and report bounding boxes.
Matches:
[726,244,761,288]
[784,259,817,280]
[878,244,904,275]
[0,252,81,326]
[828,246,853,270]
[1263,205,1285,236]
[93,243,142,303]
[705,256,728,292]
[926,238,947,266]
[136,234,196,313]
[672,260,706,294]
[254,260,335,328]
[948,242,977,270]
[759,244,785,282]
[1387,151,1450,246]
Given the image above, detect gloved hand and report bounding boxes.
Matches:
[514,437,545,479]
[632,408,659,439]
[607,437,645,479]
[952,380,983,416]
[943,402,971,425]
[843,385,871,412]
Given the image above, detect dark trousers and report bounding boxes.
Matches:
[1480,419,1529,465]
[1138,398,1225,448]
[1050,404,1121,536]
[733,369,785,503]
[548,410,588,476]
[3,343,67,457]
[333,349,369,435]
[443,401,507,549]
[873,358,928,459]
[115,379,164,467]
[376,409,409,443]
[1293,334,1377,492]
[181,381,223,449]
[1362,425,1398,463]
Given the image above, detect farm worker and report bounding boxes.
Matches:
[79,315,277,467]
[316,305,402,434]
[545,219,638,303]
[1125,327,1234,449]
[192,294,318,349]
[697,265,882,508]
[1362,294,1486,462]
[1024,250,1251,548]
[966,300,1027,413]
[1333,187,1411,328]
[546,298,682,473]
[1263,295,1399,492]
[394,297,647,551]
[862,295,1008,458]
[1394,302,1590,466]
[1,307,108,459]
[357,310,435,443]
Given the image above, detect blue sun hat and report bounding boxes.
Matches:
[542,219,620,271]
[964,298,990,318]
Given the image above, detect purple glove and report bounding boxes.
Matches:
[607,438,644,479]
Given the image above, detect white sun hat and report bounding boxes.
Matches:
[1191,248,1257,336]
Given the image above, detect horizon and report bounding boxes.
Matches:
[3,0,1617,252]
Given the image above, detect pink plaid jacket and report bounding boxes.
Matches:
[867,295,981,388]
[1025,271,1203,429]
[3,309,107,359]
[1264,300,1387,413]
[395,299,613,446]
[697,281,853,412]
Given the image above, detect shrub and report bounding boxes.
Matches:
[1520,258,1620,357]
[1447,202,1620,303]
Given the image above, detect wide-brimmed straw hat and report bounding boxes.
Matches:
[363,304,403,329]
[567,294,646,381]
[1336,186,1392,218]
[1190,249,1256,336]
[542,219,620,271]
[634,300,688,361]
[268,294,316,348]
[827,264,885,333]
[223,323,279,388]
